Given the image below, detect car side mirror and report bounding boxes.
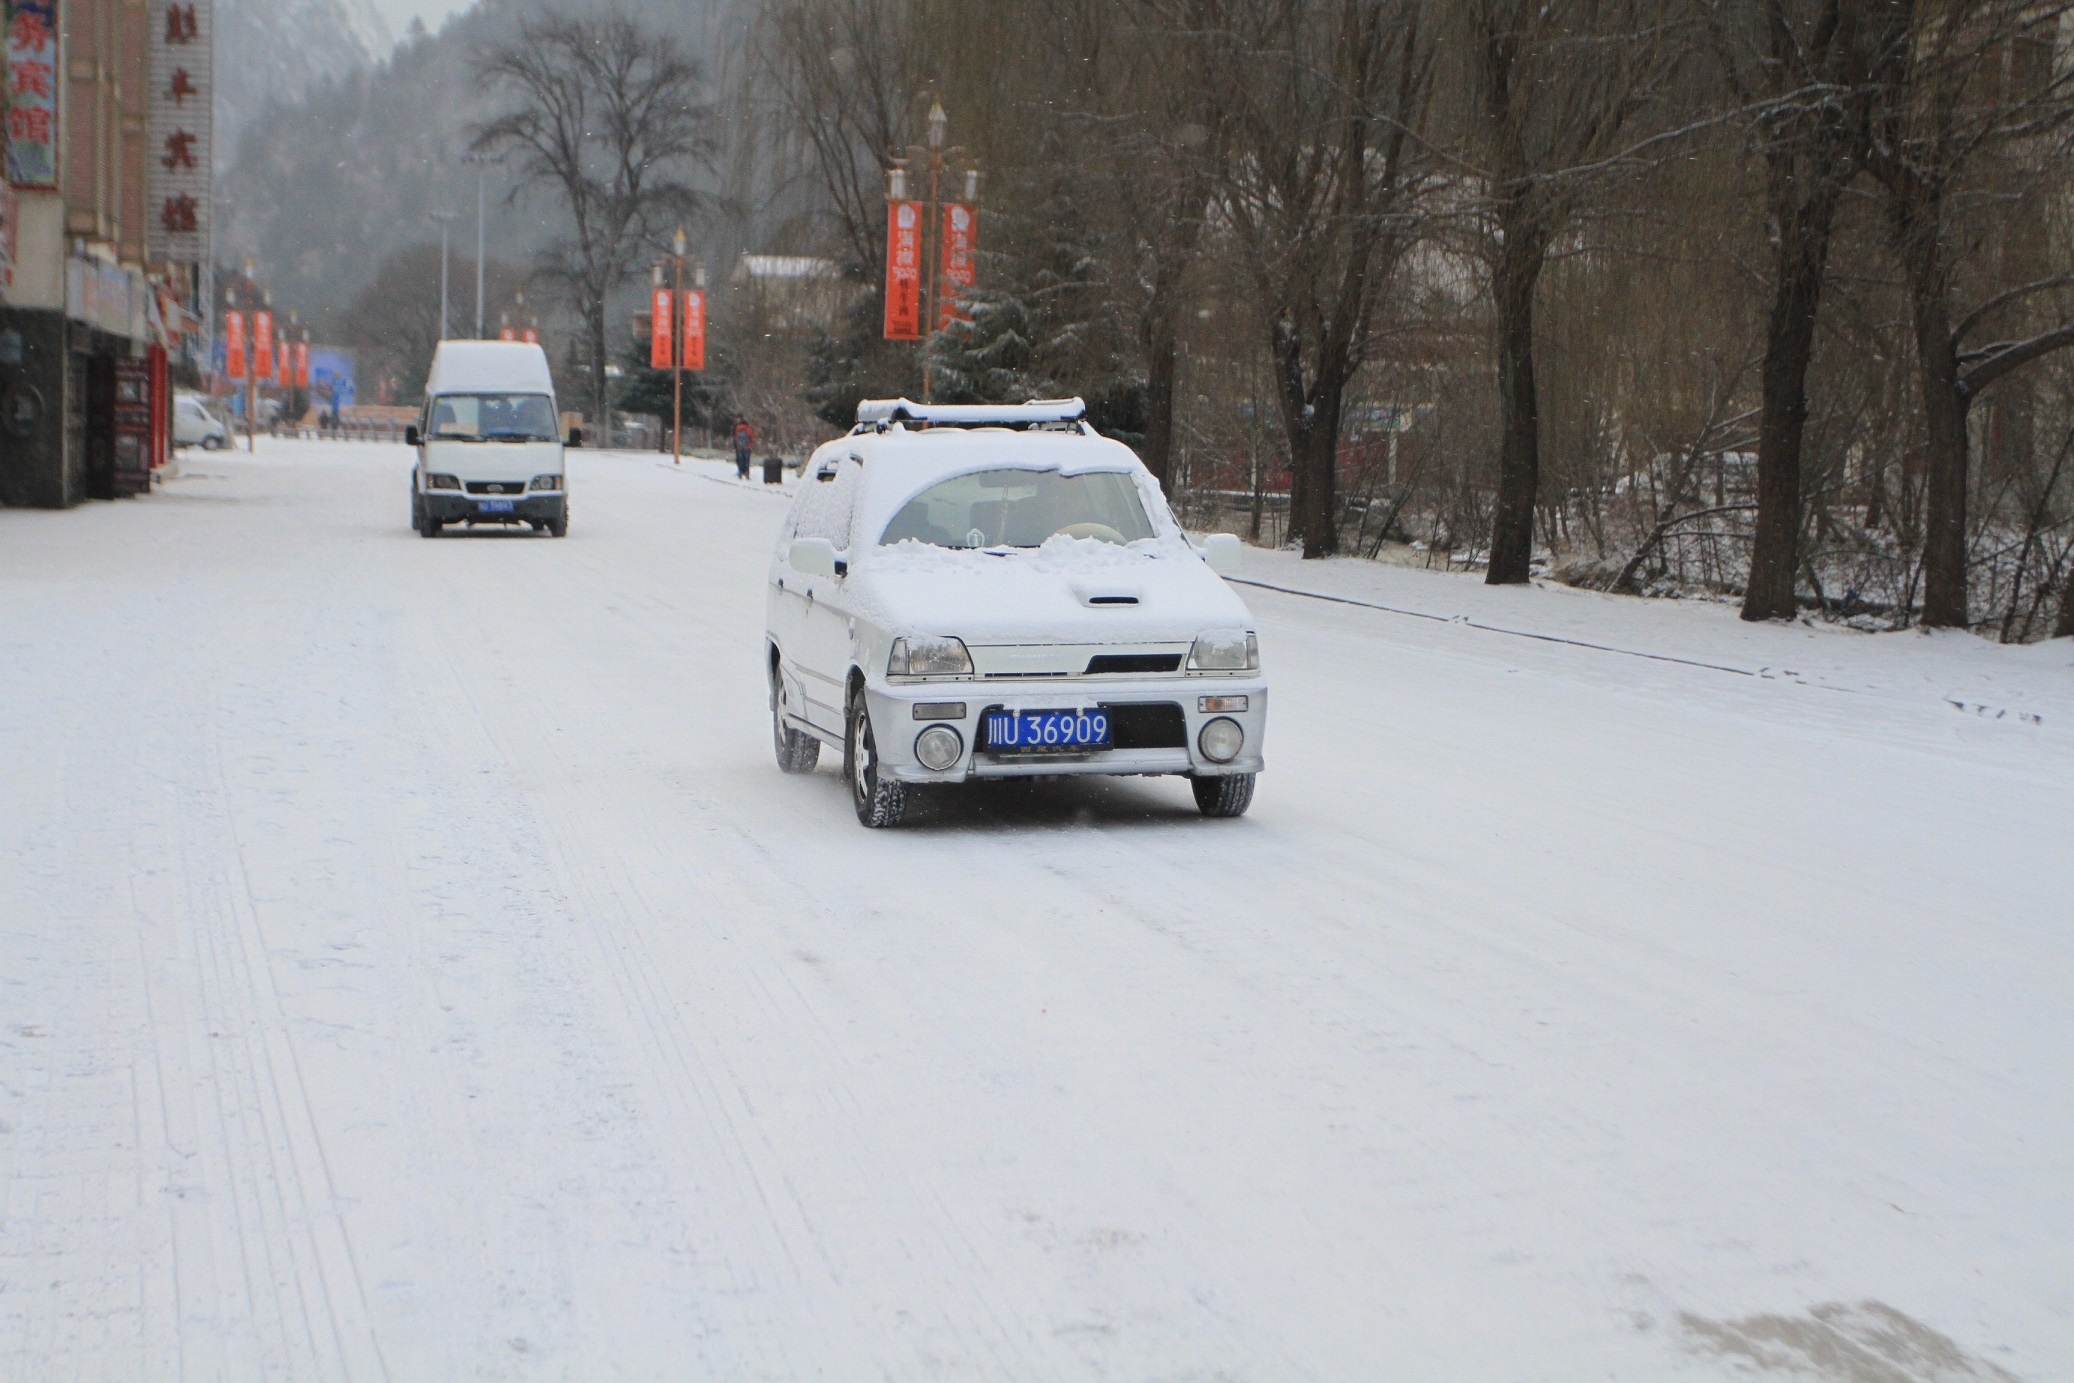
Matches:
[1203,533,1243,575]
[404,424,421,448]
[566,427,583,448]
[789,537,839,579]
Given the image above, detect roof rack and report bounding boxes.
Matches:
[853,397,1088,430]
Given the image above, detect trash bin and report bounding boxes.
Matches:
[762,455,783,485]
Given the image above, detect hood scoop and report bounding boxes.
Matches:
[1073,581,1143,607]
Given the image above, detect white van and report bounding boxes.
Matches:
[408,340,573,537]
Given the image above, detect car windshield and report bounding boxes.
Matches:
[427,393,558,442]
[879,468,1155,548]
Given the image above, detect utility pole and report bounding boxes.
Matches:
[672,227,686,466]
[922,100,946,402]
[430,211,461,342]
[464,153,501,339]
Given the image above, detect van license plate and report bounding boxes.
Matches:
[478,499,515,513]
[982,709,1111,752]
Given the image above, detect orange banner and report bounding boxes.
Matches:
[650,288,673,368]
[224,310,244,379]
[940,203,976,329]
[683,289,706,371]
[293,341,309,389]
[253,312,274,378]
[499,327,516,342]
[884,200,922,340]
[521,327,538,344]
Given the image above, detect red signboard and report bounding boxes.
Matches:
[683,289,706,372]
[521,328,539,344]
[253,311,274,378]
[884,200,922,341]
[224,310,244,379]
[649,287,673,367]
[940,203,977,329]
[294,340,310,389]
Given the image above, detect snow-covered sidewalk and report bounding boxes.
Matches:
[2,441,2068,1380]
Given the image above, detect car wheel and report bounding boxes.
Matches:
[411,489,426,533]
[1191,772,1255,818]
[846,687,907,828]
[770,664,820,774]
[201,435,222,451]
[546,507,568,538]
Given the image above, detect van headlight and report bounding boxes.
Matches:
[1188,630,1258,671]
[425,473,462,492]
[888,636,974,677]
[914,724,964,771]
[528,474,563,491]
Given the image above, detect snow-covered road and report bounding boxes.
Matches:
[4,441,2069,1381]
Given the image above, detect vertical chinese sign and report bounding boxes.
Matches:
[294,340,309,389]
[5,0,60,188]
[223,309,244,378]
[252,310,273,378]
[682,287,706,372]
[883,200,921,341]
[649,287,673,366]
[147,1,213,265]
[939,203,976,330]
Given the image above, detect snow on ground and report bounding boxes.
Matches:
[2,440,2068,1381]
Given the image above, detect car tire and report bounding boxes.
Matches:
[546,506,568,538]
[1191,772,1255,818]
[846,687,907,828]
[770,665,821,774]
[200,435,222,451]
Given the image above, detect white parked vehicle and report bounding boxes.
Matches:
[173,393,228,450]
[407,340,572,537]
[766,398,1266,827]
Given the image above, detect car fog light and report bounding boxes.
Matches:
[915,724,964,771]
[1198,716,1244,763]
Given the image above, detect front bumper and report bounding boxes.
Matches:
[861,677,1268,784]
[424,491,565,523]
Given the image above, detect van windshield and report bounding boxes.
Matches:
[427,393,558,442]
[880,468,1155,548]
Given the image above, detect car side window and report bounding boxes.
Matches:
[792,457,861,550]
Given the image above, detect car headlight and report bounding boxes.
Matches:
[1198,717,1245,763]
[528,473,563,491]
[888,636,974,677]
[1188,630,1258,671]
[914,724,964,771]
[425,473,462,491]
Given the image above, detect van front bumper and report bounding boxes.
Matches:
[424,491,565,523]
[863,677,1268,784]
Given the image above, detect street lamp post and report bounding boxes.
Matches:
[922,100,947,402]
[463,153,501,339]
[430,211,461,342]
[672,226,687,467]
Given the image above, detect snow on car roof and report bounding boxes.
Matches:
[835,424,1176,553]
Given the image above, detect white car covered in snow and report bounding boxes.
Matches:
[766,397,1266,827]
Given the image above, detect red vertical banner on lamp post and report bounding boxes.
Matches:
[521,327,539,344]
[253,311,275,378]
[682,288,706,371]
[650,287,673,368]
[940,203,976,330]
[884,200,922,340]
[224,310,245,379]
[294,341,310,389]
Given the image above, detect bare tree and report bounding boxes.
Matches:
[1867,0,2074,626]
[1456,0,1697,584]
[472,14,714,430]
[1176,0,1436,558]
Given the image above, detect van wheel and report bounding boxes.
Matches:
[770,666,820,774]
[1191,773,1255,818]
[846,688,907,828]
[546,507,568,538]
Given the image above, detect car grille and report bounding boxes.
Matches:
[1084,653,1182,674]
[465,481,525,495]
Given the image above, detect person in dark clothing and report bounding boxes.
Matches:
[733,420,755,479]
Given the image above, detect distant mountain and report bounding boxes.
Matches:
[215,0,393,172]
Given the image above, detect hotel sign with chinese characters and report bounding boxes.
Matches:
[5,0,60,188]
[146,0,213,264]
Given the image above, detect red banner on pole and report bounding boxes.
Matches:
[650,288,673,368]
[884,200,922,340]
[224,310,244,379]
[499,327,516,342]
[294,340,309,389]
[683,289,706,371]
[253,311,274,378]
[940,203,976,329]
[521,327,539,344]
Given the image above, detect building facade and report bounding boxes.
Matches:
[1,0,210,508]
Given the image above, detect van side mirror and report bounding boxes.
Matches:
[404,424,421,448]
[789,537,839,579]
[566,427,582,448]
[1203,533,1243,575]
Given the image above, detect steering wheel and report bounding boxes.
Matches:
[1054,522,1127,544]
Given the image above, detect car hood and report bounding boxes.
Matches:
[847,537,1254,645]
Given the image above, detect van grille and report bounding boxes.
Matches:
[466,481,525,495]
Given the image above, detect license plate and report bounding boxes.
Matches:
[982,708,1112,752]
[478,499,515,513]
